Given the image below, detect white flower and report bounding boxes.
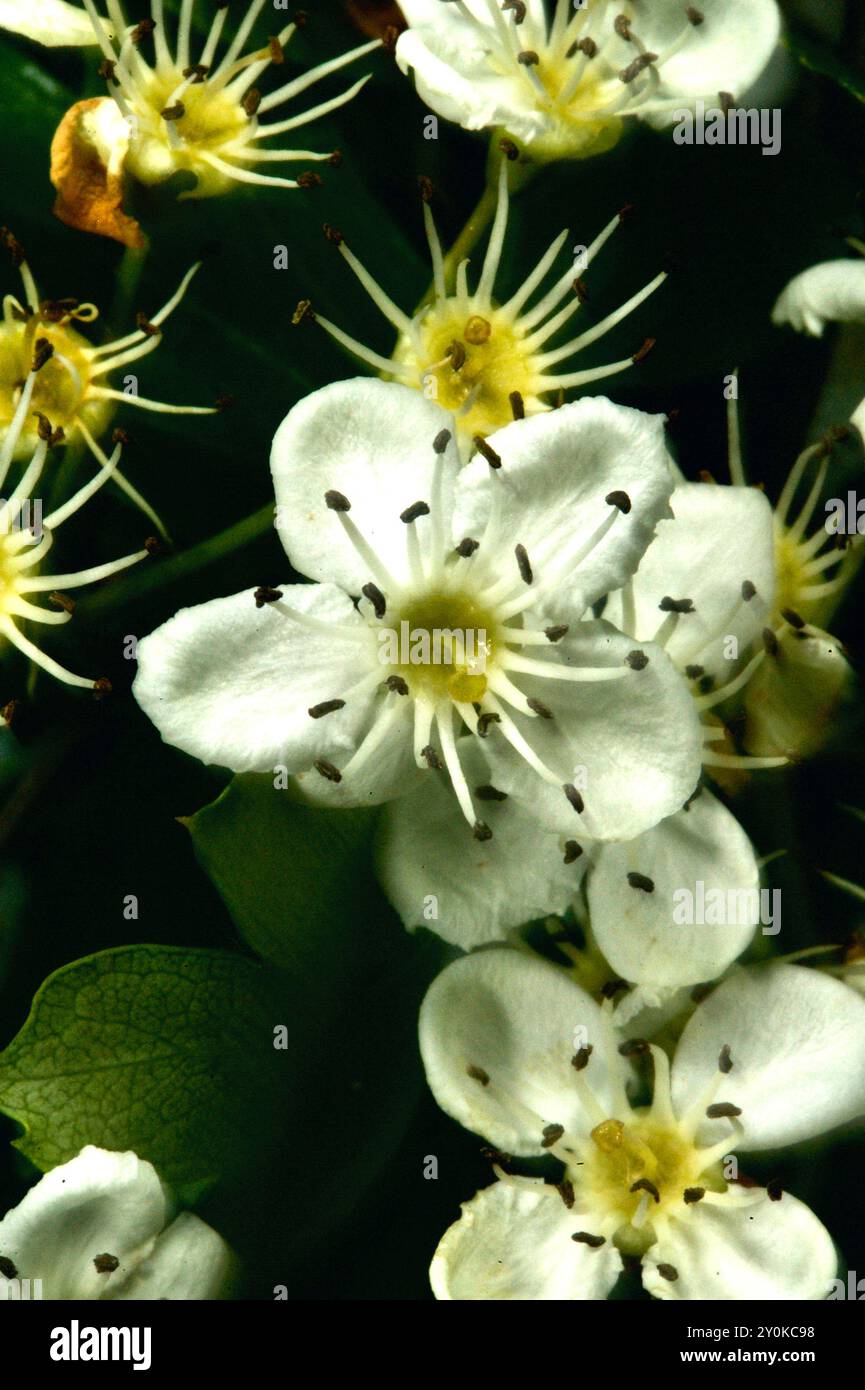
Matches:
[301,161,665,451]
[1,369,148,692]
[772,256,865,339]
[0,0,379,199]
[0,1146,232,1299]
[421,950,865,1299]
[134,379,702,842]
[396,0,781,163]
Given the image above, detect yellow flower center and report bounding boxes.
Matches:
[523,62,625,163]
[388,591,499,701]
[0,316,107,456]
[125,71,250,194]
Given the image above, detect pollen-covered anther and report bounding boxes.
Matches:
[467,1064,490,1086]
[324,489,351,512]
[308,699,346,719]
[626,650,649,670]
[718,1044,733,1074]
[421,744,443,770]
[515,543,533,584]
[476,712,501,738]
[313,758,342,783]
[473,437,502,469]
[509,391,525,420]
[545,624,569,642]
[572,1231,606,1248]
[605,490,632,514]
[362,582,387,618]
[253,586,283,607]
[455,537,480,558]
[385,674,409,695]
[627,872,655,893]
[400,500,430,524]
[563,839,583,864]
[659,596,695,614]
[705,1102,742,1119]
[572,1044,593,1071]
[527,696,553,719]
[630,1177,661,1204]
[657,1263,679,1282]
[683,1186,706,1204]
[472,820,493,841]
[563,783,585,813]
[766,1178,784,1202]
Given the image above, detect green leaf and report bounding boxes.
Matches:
[0,944,283,1189]
[784,29,865,105]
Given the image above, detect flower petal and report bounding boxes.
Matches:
[270,379,461,594]
[772,260,865,338]
[431,1177,621,1301]
[117,1212,233,1300]
[454,398,676,622]
[643,1190,837,1300]
[587,790,760,988]
[639,0,782,114]
[420,947,622,1156]
[0,0,102,45]
[0,1147,167,1300]
[671,964,865,1150]
[133,582,380,775]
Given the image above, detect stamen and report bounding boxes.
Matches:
[563,783,585,814]
[718,1044,733,1074]
[656,1263,679,1282]
[683,1187,705,1204]
[627,872,655,893]
[473,437,502,469]
[563,839,583,863]
[400,500,430,524]
[308,699,346,719]
[313,758,342,783]
[467,1064,490,1086]
[630,1177,660,1203]
[705,1102,742,1119]
[515,543,533,584]
[571,1231,606,1248]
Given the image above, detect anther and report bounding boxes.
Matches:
[418,175,434,205]
[502,0,526,20]
[527,697,553,719]
[517,50,539,65]
[573,276,590,303]
[475,784,507,801]
[473,820,493,841]
[421,745,443,770]
[93,1253,120,1274]
[659,596,694,614]
[630,1177,660,1203]
[476,712,501,738]
[683,1187,705,1204]
[308,699,346,719]
[433,428,451,454]
[135,312,160,338]
[766,1178,783,1202]
[626,650,649,670]
[254,586,283,608]
[601,978,628,999]
[242,89,262,117]
[558,1180,575,1209]
[545,625,569,642]
[385,675,409,695]
[614,14,633,39]
[323,223,344,245]
[577,36,598,58]
[705,1102,742,1119]
[572,1045,593,1071]
[685,664,704,679]
[683,785,701,812]
[515,543,533,584]
[269,35,285,63]
[455,537,480,558]
[161,102,186,121]
[741,579,757,601]
[509,390,525,420]
[618,1037,650,1056]
[93,678,113,699]
[657,1263,679,1282]
[99,58,118,83]
[762,627,779,656]
[400,500,430,524]
[685,5,704,23]
[541,1123,564,1148]
[0,1256,18,1278]
[296,172,323,190]
[465,315,492,344]
[325,489,351,512]
[182,63,209,82]
[473,437,502,468]
[48,592,76,614]
[618,203,636,222]
[467,1064,490,1086]
[719,91,734,114]
[446,340,466,370]
[605,490,632,513]
[32,338,54,372]
[499,138,520,161]
[620,53,657,83]
[627,872,655,893]
[718,1044,733,1074]
[781,608,805,629]
[292,299,316,325]
[313,759,342,783]
[563,783,584,813]
[362,582,386,618]
[563,840,583,864]
[572,1232,606,1248]
[632,337,657,364]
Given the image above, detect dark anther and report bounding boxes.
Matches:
[683,1187,705,1205]
[509,390,525,420]
[362,582,387,619]
[762,627,779,656]
[573,276,590,303]
[683,784,701,812]
[499,137,520,161]
[93,1253,120,1274]
[99,58,118,83]
[421,745,443,770]
[657,1263,679,1282]
[563,783,585,813]
[400,500,430,524]
[215,393,235,412]
[527,697,553,719]
[577,36,598,57]
[601,978,628,999]
[572,1044,593,1071]
[545,624,569,642]
[620,53,657,83]
[418,175,434,205]
[630,1177,660,1203]
[48,592,75,614]
[659,596,694,614]
[292,299,316,325]
[296,172,323,190]
[309,699,346,719]
[325,489,351,512]
[632,336,657,364]
[718,1043,733,1074]
[572,1231,606,1248]
[0,225,25,266]
[161,101,186,121]
[517,49,540,65]
[385,675,409,695]
[781,608,805,629]
[131,17,156,43]
[242,88,262,117]
[473,436,502,468]
[541,1123,564,1148]
[685,5,704,23]
[618,202,636,222]
[477,712,501,738]
[558,1180,575,1209]
[605,489,632,513]
[626,650,649,670]
[719,90,734,114]
[766,1178,783,1202]
[32,338,54,372]
[144,536,165,557]
[93,678,113,699]
[502,0,526,20]
[327,150,343,168]
[182,63,210,82]
[254,586,283,608]
[618,1037,650,1056]
[741,579,757,601]
[269,35,285,63]
[563,839,583,864]
[323,223,344,245]
[705,1102,742,1119]
[433,427,451,453]
[627,872,655,893]
[455,537,480,558]
[467,1064,490,1086]
[515,543,533,584]
[476,784,507,801]
[135,312,159,338]
[313,759,342,783]
[0,1256,18,1279]
[614,14,633,39]
[473,820,493,842]
[446,340,467,370]
[684,664,704,680]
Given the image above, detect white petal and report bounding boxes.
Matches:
[117,1212,233,1300]
[419,948,622,1156]
[270,379,461,594]
[133,583,379,775]
[454,398,676,622]
[772,260,865,338]
[292,694,422,810]
[431,1177,621,1301]
[587,790,759,988]
[640,0,781,114]
[0,1147,167,1300]
[0,0,102,45]
[483,623,704,840]
[605,482,775,680]
[671,964,865,1150]
[643,1190,837,1300]
[376,745,584,948]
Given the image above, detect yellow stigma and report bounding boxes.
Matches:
[124,73,250,197]
[392,302,545,441]
[0,310,108,456]
[387,591,497,701]
[516,61,625,164]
